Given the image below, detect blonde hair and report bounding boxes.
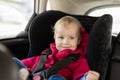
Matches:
[53,16,83,38]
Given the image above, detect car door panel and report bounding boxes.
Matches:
[0,32,29,60]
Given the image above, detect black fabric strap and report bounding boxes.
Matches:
[32,48,80,79]
[32,48,52,74]
[45,54,80,78]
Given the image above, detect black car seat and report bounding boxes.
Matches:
[27,10,113,80]
[106,33,120,80]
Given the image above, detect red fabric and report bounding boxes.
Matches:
[22,29,89,80]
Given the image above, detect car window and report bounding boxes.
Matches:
[0,0,34,39]
[47,0,51,10]
[86,5,120,36]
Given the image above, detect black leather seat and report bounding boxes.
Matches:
[28,10,113,80]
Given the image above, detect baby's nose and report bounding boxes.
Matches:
[63,39,69,44]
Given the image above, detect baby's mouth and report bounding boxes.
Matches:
[62,47,70,50]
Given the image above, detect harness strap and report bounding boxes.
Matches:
[45,54,80,78]
[32,48,80,80]
[32,48,52,74]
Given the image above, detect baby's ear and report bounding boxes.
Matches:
[78,34,82,45]
[77,39,81,45]
[53,34,56,40]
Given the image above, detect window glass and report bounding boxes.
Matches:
[0,0,34,39]
[47,0,51,10]
[86,5,120,36]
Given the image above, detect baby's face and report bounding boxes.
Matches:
[54,22,80,51]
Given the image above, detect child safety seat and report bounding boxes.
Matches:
[28,10,113,80]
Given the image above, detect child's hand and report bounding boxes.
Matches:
[19,68,29,80]
[86,71,100,80]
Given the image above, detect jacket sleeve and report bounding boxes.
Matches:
[79,72,88,80]
[56,68,72,80]
[73,57,89,80]
[22,56,40,72]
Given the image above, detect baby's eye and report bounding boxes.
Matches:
[58,36,64,39]
[70,37,75,40]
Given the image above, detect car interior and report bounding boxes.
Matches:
[1,0,120,80]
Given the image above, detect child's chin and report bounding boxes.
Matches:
[61,48,73,51]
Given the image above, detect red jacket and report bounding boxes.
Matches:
[22,29,89,80]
